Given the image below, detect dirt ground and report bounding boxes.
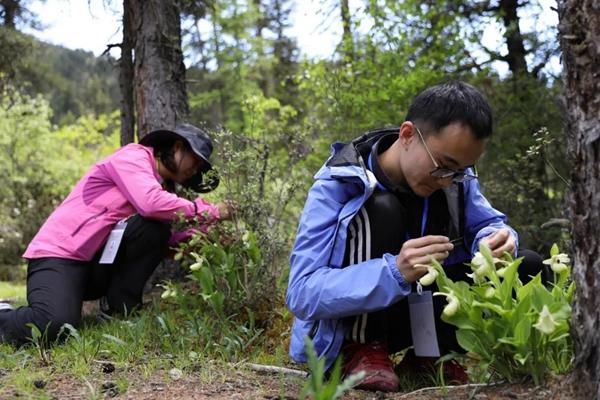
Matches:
[0,362,577,400]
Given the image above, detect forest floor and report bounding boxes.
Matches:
[0,273,576,400]
[0,364,575,399]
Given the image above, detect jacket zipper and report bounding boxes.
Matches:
[71,207,108,236]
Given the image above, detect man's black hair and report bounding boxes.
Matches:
[405,80,493,139]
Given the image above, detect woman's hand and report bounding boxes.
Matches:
[215,200,238,220]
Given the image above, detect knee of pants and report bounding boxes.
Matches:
[128,215,171,247]
[517,249,549,284]
[30,307,82,342]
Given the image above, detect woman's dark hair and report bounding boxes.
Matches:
[405,80,493,139]
[153,138,190,175]
[152,138,191,192]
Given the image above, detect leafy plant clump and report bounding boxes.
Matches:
[420,243,574,384]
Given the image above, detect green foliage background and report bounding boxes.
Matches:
[0,0,568,311]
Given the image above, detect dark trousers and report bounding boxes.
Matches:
[0,215,170,345]
[344,191,548,354]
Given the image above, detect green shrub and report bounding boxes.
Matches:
[0,87,118,265]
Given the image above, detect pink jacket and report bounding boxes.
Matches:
[23,144,220,261]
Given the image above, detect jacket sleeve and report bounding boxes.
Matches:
[99,145,220,222]
[463,178,519,256]
[286,178,412,321]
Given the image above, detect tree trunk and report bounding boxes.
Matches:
[119,0,135,145]
[130,0,189,138]
[0,0,19,29]
[558,0,600,397]
[339,0,353,60]
[498,0,528,76]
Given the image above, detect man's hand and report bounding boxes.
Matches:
[479,228,516,257]
[396,235,453,282]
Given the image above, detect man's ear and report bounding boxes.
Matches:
[398,121,415,150]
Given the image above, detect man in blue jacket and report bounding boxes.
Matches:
[286,81,545,391]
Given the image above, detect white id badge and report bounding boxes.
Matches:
[408,290,441,357]
[99,220,128,264]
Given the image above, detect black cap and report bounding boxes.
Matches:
[140,123,219,192]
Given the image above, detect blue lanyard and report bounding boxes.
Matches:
[368,151,429,239]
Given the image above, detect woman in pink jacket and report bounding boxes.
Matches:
[0,123,233,345]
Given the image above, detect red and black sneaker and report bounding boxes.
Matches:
[341,342,400,392]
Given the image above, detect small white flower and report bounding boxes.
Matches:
[533,305,559,335]
[543,253,570,274]
[434,291,460,317]
[189,258,204,271]
[484,287,495,298]
[496,267,508,278]
[471,252,486,269]
[470,252,491,279]
[415,264,438,286]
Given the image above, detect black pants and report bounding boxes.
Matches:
[344,191,548,354]
[0,215,170,346]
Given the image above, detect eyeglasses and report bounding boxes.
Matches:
[414,125,478,183]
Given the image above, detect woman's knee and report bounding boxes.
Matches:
[30,305,82,342]
[126,215,171,246]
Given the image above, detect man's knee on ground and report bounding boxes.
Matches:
[517,249,549,284]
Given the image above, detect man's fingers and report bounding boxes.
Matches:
[413,251,450,266]
[405,235,450,248]
[491,241,515,257]
[484,229,509,249]
[408,242,453,258]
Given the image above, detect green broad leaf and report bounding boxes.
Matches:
[549,332,570,342]
[510,295,531,328]
[456,329,490,358]
[550,243,559,257]
[102,334,126,346]
[499,258,523,306]
[472,300,508,317]
[566,281,576,302]
[442,311,477,330]
[517,274,542,302]
[530,285,554,312]
[479,242,495,268]
[549,302,571,321]
[514,318,531,346]
[197,266,215,293]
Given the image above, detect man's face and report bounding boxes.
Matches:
[399,121,486,197]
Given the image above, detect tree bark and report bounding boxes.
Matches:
[130,0,189,138]
[0,0,19,29]
[119,0,135,145]
[498,0,528,76]
[339,0,353,60]
[558,0,600,397]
